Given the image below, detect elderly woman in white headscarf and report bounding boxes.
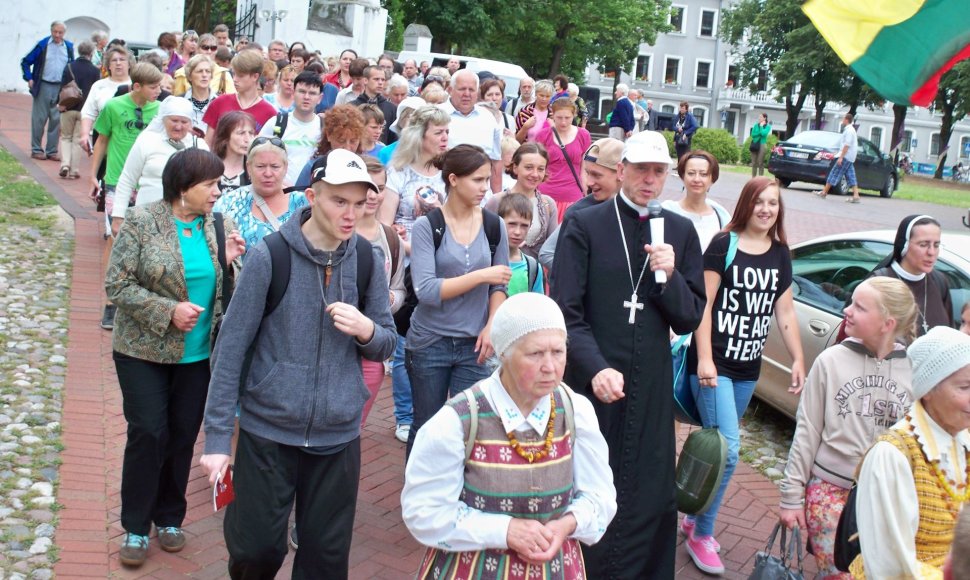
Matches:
[851,325,970,579]
[402,292,617,580]
[111,98,210,236]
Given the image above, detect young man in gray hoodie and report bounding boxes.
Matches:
[201,149,397,579]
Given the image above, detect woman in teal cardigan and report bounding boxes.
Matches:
[105,148,245,567]
[750,113,772,177]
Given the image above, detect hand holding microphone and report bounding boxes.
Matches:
[645,201,671,285]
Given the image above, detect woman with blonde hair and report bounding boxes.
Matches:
[263,64,297,113]
[779,276,917,578]
[515,79,554,143]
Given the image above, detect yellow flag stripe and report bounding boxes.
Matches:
[803,0,925,64]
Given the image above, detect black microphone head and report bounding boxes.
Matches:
[647,200,663,217]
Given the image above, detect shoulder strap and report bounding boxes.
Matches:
[355,235,373,311]
[725,231,739,271]
[213,213,232,307]
[382,223,401,278]
[482,209,502,259]
[428,207,447,251]
[553,129,584,194]
[463,389,480,462]
[263,232,290,317]
[274,111,288,138]
[525,254,538,291]
[558,384,576,446]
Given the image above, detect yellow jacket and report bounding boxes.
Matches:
[171,64,235,97]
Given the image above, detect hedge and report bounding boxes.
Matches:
[660,128,741,164]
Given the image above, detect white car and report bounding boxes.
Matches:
[758,230,970,418]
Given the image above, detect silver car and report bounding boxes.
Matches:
[757,230,970,418]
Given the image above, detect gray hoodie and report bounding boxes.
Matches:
[204,206,397,455]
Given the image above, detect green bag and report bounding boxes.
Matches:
[675,426,727,515]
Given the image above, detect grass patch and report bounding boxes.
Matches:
[0,147,58,229]
[893,178,970,207]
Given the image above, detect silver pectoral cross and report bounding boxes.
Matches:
[624,292,644,324]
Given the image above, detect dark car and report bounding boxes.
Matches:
[768,130,899,197]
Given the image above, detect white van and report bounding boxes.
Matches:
[395,51,528,98]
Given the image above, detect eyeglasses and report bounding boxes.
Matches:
[133,107,146,130]
[200,44,217,51]
[248,136,286,153]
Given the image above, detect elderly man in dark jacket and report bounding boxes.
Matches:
[21,21,75,160]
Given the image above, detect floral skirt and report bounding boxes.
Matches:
[805,476,853,580]
[417,538,585,580]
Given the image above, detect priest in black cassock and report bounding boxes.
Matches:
[551,131,706,579]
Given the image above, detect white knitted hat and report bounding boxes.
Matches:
[490,293,567,358]
[908,325,970,400]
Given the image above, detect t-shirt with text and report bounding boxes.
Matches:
[704,232,792,381]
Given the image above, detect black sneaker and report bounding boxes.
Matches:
[100,304,116,330]
[288,524,298,550]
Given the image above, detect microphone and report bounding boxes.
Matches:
[647,200,666,285]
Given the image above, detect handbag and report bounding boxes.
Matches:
[748,523,805,580]
[553,128,584,195]
[833,483,859,572]
[58,65,83,111]
[749,140,761,153]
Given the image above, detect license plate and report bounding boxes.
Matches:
[788,152,809,159]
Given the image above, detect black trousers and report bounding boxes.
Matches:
[224,430,361,580]
[113,352,210,536]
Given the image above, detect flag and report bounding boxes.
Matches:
[803,0,970,106]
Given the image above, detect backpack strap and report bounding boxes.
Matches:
[273,111,288,138]
[463,388,480,462]
[525,254,538,291]
[213,213,233,307]
[725,231,739,271]
[355,235,373,311]
[427,207,447,252]
[262,232,290,317]
[482,209,502,260]
[382,223,401,278]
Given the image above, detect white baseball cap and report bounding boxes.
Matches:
[310,149,378,192]
[622,131,673,165]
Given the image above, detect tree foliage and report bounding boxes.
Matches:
[382,0,406,52]
[401,0,670,82]
[932,60,970,178]
[184,0,237,34]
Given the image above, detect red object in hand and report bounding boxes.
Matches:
[213,466,235,511]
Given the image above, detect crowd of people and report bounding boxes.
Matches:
[19,18,970,580]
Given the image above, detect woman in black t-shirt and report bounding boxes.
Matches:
[681,176,806,575]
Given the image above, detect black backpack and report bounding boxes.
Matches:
[393,208,503,336]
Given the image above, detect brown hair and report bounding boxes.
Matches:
[231,49,264,75]
[507,142,549,179]
[212,111,256,159]
[725,177,787,246]
[157,32,177,51]
[433,144,490,194]
[550,98,577,115]
[676,150,720,183]
[497,192,533,221]
[359,103,385,126]
[316,105,365,157]
[480,78,503,100]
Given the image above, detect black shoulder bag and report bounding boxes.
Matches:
[553,128,584,196]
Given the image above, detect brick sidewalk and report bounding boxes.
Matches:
[0,92,816,579]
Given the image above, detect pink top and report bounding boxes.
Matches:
[526,109,549,142]
[537,126,591,204]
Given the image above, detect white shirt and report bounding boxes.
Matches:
[401,371,617,552]
[856,401,970,579]
[438,101,503,160]
[259,113,322,186]
[113,132,209,217]
[81,78,129,122]
[840,123,858,163]
[334,86,361,106]
[661,199,730,253]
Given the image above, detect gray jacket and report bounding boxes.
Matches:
[204,207,396,455]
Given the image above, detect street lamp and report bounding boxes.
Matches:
[261,9,289,40]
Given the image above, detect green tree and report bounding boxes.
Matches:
[932,61,970,179]
[382,0,406,51]
[184,0,236,34]
[401,0,496,53]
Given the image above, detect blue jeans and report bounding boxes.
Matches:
[391,335,412,426]
[405,336,491,457]
[687,374,757,537]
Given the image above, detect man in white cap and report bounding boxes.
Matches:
[200,148,397,579]
[551,130,706,579]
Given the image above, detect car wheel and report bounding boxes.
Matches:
[880,173,896,198]
[778,178,792,188]
[833,173,849,196]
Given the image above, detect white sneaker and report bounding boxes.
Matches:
[395,424,410,443]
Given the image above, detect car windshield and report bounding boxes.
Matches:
[784,131,841,149]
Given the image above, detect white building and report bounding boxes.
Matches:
[584,0,970,171]
[1,1,185,92]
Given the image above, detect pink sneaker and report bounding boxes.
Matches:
[686,534,725,575]
[679,518,720,552]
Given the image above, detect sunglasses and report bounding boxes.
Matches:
[133,107,146,130]
[200,44,218,51]
[184,30,198,38]
[425,75,444,83]
[249,136,286,153]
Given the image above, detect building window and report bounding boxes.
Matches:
[635,55,652,82]
[661,104,676,114]
[756,69,768,92]
[727,65,739,88]
[870,127,883,150]
[961,136,970,159]
[664,57,682,85]
[930,133,942,156]
[724,110,737,135]
[693,107,707,127]
[901,130,914,153]
[699,9,717,37]
[669,5,686,34]
[695,60,712,89]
